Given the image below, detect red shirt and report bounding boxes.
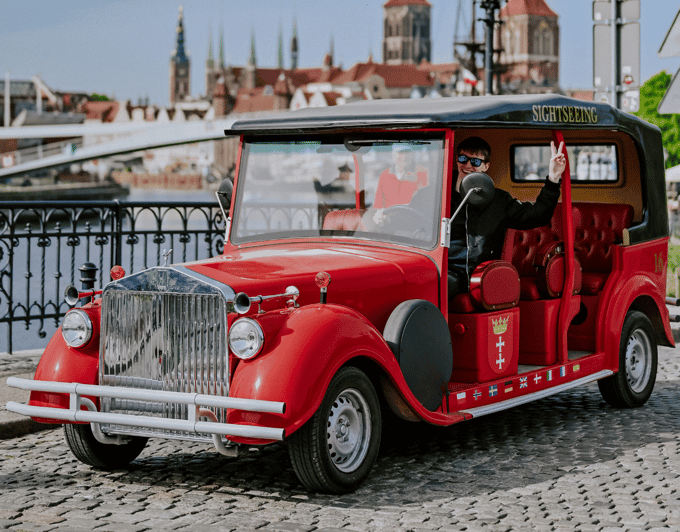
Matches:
[373,169,428,208]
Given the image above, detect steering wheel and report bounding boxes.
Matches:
[383,204,430,239]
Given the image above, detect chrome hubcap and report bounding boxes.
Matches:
[626,328,652,393]
[327,388,371,473]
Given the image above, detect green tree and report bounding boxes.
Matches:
[634,71,680,169]
[90,93,110,102]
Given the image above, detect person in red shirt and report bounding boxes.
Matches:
[373,145,428,223]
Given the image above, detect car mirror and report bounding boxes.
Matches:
[216,178,233,215]
[460,172,495,207]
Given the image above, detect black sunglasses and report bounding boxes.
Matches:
[457,155,487,167]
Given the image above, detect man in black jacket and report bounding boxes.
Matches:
[448,136,566,298]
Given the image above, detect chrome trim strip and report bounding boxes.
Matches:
[460,370,613,419]
[171,266,236,301]
[7,377,285,442]
[7,377,284,414]
[6,402,284,441]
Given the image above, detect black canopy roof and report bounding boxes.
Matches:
[228,94,657,138]
[228,94,666,243]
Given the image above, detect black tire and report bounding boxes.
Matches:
[598,310,657,408]
[288,366,382,493]
[64,423,148,469]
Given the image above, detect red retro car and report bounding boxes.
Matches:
[8,95,674,493]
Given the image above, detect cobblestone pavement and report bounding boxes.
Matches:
[1,347,679,531]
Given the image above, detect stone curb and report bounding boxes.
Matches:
[0,418,55,440]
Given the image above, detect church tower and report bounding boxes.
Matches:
[497,0,559,93]
[170,5,191,103]
[291,18,299,70]
[382,0,431,65]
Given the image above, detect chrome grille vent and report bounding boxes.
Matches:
[99,267,231,441]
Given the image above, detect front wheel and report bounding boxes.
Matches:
[64,423,148,469]
[598,310,657,408]
[288,366,382,493]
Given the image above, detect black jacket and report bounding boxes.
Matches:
[449,177,561,288]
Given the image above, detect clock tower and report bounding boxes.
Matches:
[170,5,191,103]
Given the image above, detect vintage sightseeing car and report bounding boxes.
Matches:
[8,94,674,493]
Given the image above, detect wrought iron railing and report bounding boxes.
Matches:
[0,201,226,354]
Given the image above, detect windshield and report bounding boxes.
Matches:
[231,135,445,248]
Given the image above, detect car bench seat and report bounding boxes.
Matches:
[572,203,633,294]
[500,202,634,364]
[322,209,366,231]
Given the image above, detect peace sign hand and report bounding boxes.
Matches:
[548,141,566,183]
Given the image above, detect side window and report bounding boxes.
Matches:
[513,144,618,182]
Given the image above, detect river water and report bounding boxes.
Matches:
[1,187,223,354]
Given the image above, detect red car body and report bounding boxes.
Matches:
[8,94,673,493]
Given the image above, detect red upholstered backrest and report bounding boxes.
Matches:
[469,260,520,311]
[503,203,633,272]
[322,209,366,231]
[502,226,559,276]
[573,204,633,272]
[502,203,633,298]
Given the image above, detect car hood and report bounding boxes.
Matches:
[184,243,440,328]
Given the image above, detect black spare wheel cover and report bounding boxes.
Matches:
[383,300,453,411]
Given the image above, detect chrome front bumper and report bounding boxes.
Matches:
[6,377,286,443]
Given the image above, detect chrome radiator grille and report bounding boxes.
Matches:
[100,287,229,441]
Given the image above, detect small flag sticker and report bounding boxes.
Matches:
[456,392,466,402]
[573,364,580,372]
[520,376,528,389]
[547,370,553,382]
[489,385,498,397]
[473,390,482,400]
[560,366,566,377]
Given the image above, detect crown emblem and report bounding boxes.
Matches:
[492,316,509,335]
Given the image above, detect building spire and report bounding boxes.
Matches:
[219,26,225,69]
[291,17,298,70]
[278,25,284,69]
[249,30,257,68]
[173,4,188,64]
[206,25,214,69]
[329,35,334,67]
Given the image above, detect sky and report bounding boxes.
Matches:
[1,0,679,107]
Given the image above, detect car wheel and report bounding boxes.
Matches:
[598,310,657,408]
[288,366,381,493]
[64,423,148,469]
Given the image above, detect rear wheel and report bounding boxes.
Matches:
[64,423,148,469]
[598,311,657,407]
[288,366,381,493]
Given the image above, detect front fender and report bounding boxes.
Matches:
[227,304,457,444]
[28,305,101,422]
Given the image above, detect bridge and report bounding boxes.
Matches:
[0,117,239,178]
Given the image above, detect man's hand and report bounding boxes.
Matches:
[548,141,566,183]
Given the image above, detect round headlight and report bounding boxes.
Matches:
[228,318,264,360]
[61,309,93,348]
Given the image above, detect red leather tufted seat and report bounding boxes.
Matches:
[502,203,633,298]
[450,260,520,313]
[322,209,367,231]
[573,205,633,294]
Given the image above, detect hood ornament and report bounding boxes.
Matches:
[162,248,173,267]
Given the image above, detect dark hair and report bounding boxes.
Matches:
[457,136,491,161]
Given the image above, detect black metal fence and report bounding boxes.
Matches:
[0,201,225,354]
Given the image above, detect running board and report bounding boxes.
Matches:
[460,370,613,419]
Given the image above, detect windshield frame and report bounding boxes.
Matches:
[230,132,446,250]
